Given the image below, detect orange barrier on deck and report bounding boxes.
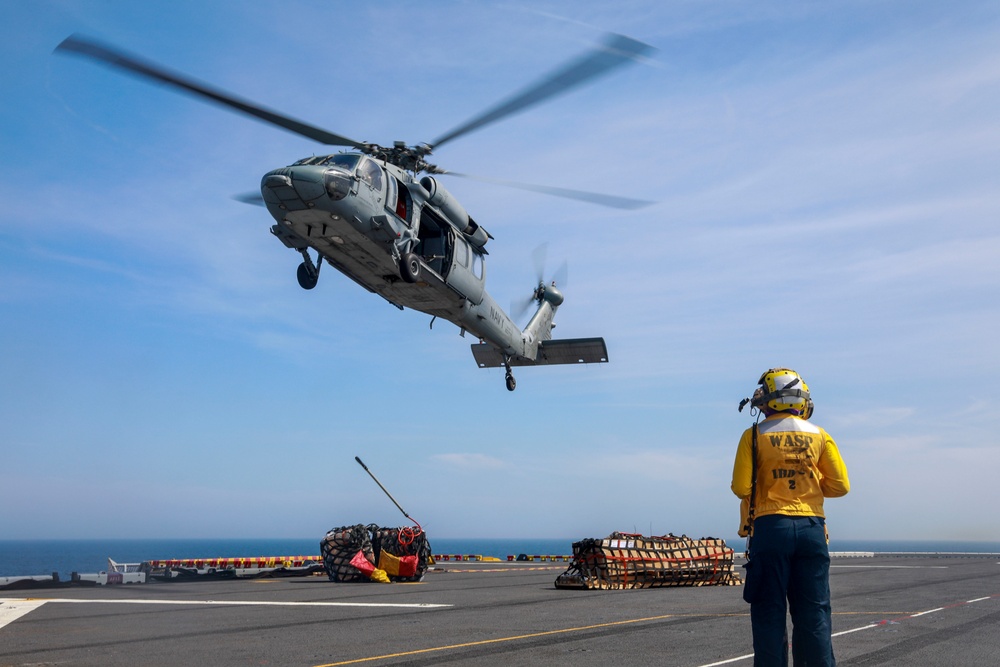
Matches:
[145,556,323,570]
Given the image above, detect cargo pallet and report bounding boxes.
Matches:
[555,532,742,590]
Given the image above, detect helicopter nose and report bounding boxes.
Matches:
[261,166,326,208]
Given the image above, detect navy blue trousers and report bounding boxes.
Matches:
[743,515,835,667]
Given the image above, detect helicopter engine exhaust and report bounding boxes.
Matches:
[419,176,469,229]
[419,176,490,248]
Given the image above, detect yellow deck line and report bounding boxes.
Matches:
[312,613,749,667]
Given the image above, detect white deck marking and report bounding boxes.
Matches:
[694,618,907,667]
[832,623,880,637]
[909,606,944,617]
[691,596,998,667]
[693,621,914,667]
[1,597,448,609]
[0,599,48,630]
[694,654,755,666]
[831,565,948,569]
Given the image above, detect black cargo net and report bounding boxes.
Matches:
[320,524,431,583]
[369,525,433,582]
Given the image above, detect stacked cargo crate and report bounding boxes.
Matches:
[555,532,742,590]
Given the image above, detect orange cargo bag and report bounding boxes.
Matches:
[379,549,418,578]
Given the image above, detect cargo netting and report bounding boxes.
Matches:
[554,532,741,590]
[320,523,431,583]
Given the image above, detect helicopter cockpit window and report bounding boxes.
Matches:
[320,153,361,172]
[358,159,383,191]
[292,155,328,166]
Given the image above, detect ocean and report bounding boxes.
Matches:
[2,537,999,578]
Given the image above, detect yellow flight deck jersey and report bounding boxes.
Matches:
[732,414,850,534]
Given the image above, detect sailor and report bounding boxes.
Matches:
[732,368,850,666]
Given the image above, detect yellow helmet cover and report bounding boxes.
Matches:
[752,368,811,414]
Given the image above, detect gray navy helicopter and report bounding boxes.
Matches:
[56,33,653,391]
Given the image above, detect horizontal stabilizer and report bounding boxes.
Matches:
[471,338,608,368]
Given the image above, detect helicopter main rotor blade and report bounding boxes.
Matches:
[444,171,654,210]
[428,33,654,151]
[532,243,549,284]
[233,192,266,207]
[55,34,365,148]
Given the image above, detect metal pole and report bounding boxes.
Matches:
[355,456,418,526]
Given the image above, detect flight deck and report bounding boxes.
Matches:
[2,554,998,666]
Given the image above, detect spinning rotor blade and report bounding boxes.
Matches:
[532,243,549,284]
[552,261,569,289]
[233,192,266,207]
[444,171,654,210]
[512,294,535,323]
[55,35,365,148]
[429,33,654,150]
[513,245,569,322]
[531,243,568,287]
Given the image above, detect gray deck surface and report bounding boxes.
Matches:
[2,555,998,666]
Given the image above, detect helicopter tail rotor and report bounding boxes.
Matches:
[512,243,568,323]
[532,243,568,292]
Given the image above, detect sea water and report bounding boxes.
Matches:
[0,537,574,578]
[2,537,999,578]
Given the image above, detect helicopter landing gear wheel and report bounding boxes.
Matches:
[296,249,321,290]
[503,356,516,391]
[296,262,318,290]
[400,253,421,283]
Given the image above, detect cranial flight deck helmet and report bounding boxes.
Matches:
[739,368,813,417]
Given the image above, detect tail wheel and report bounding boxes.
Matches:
[400,253,421,283]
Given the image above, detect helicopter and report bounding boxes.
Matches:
[55,32,653,391]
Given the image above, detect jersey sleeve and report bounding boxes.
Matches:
[731,428,754,499]
[819,429,850,497]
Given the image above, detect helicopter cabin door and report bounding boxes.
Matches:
[413,206,485,305]
[443,231,485,305]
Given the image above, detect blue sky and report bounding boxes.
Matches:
[2,1,998,543]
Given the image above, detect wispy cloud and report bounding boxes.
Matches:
[431,453,510,470]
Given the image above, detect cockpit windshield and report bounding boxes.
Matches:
[321,154,361,171]
[292,153,362,172]
[291,155,326,166]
